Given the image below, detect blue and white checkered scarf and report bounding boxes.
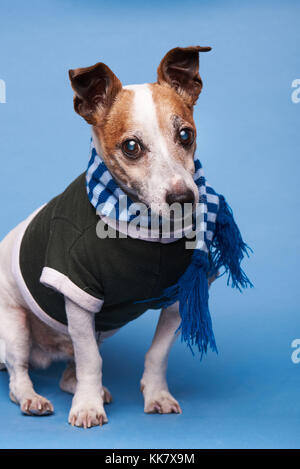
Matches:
[86,139,219,250]
[86,138,252,356]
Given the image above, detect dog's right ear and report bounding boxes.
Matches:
[157,46,211,107]
[69,63,122,125]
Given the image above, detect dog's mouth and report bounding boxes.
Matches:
[112,175,197,230]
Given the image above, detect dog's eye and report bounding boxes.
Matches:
[122,139,141,158]
[179,128,194,146]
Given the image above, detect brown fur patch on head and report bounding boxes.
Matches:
[92,88,144,189]
[150,82,197,172]
[150,82,195,124]
[150,83,196,138]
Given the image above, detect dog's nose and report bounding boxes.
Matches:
[165,189,195,206]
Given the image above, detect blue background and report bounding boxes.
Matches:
[0,0,299,449]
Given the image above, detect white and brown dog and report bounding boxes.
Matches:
[0,46,212,428]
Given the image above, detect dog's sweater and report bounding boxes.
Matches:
[17,174,193,332]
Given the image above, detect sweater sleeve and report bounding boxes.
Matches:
[39,218,104,313]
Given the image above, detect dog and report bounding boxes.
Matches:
[0,46,213,428]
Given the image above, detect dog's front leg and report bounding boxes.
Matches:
[141,302,182,414]
[65,298,107,428]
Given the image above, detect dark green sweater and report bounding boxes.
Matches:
[19,174,193,331]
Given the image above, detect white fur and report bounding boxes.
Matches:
[0,222,54,414]
[141,302,182,414]
[65,298,107,427]
[126,84,176,209]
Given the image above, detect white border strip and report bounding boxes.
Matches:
[40,267,103,314]
[11,206,69,334]
[12,207,104,334]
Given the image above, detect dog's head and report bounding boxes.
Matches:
[69,46,211,216]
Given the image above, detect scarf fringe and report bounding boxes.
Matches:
[160,251,218,358]
[152,196,252,356]
[211,195,253,291]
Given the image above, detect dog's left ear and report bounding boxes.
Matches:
[157,46,211,107]
[69,62,122,125]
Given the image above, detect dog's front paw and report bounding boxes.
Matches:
[143,389,182,415]
[68,397,108,428]
[10,391,54,416]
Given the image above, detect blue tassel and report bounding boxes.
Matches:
[162,250,218,358]
[135,195,252,357]
[211,195,253,291]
